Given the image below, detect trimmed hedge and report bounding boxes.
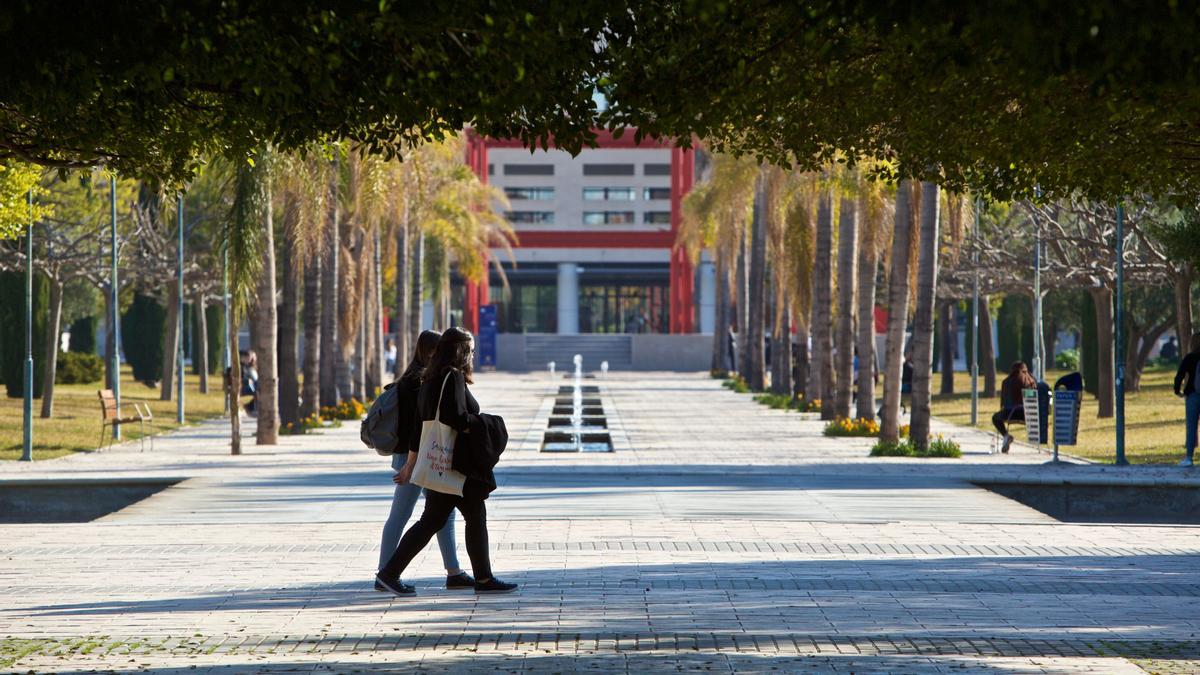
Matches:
[56,351,104,384]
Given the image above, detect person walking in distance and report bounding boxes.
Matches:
[1174,333,1200,467]
[376,327,517,596]
[375,330,474,592]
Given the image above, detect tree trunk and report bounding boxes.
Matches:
[278,231,300,427]
[834,195,857,419]
[253,186,279,445]
[372,225,385,394]
[908,182,941,450]
[335,246,354,400]
[711,256,729,374]
[855,210,879,421]
[39,278,63,418]
[194,292,209,393]
[395,218,410,378]
[1176,264,1195,346]
[319,162,340,407]
[813,189,835,420]
[160,290,178,401]
[1128,319,1172,392]
[794,322,810,400]
[771,294,792,396]
[228,308,242,455]
[736,234,749,380]
[745,174,768,391]
[410,232,424,349]
[300,254,321,418]
[938,301,955,394]
[1089,286,1115,418]
[979,296,997,397]
[880,180,915,443]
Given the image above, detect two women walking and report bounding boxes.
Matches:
[374,327,517,596]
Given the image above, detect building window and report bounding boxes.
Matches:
[643,187,671,200]
[583,211,636,225]
[643,211,671,225]
[488,163,494,176]
[504,186,555,200]
[644,163,671,176]
[582,187,636,201]
[505,211,555,224]
[504,163,554,176]
[583,163,636,176]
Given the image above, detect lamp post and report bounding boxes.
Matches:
[222,246,231,414]
[110,176,121,440]
[177,193,185,424]
[1032,187,1044,383]
[21,190,34,462]
[1115,202,1127,465]
[970,197,980,427]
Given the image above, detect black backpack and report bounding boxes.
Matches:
[361,382,401,456]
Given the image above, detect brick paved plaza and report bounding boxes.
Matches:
[2,372,1199,673]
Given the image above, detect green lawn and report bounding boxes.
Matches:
[930,366,1189,465]
[0,365,227,461]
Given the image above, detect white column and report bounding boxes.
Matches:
[557,262,579,335]
[698,260,716,334]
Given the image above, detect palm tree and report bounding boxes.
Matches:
[812,188,835,419]
[880,180,916,444]
[251,176,279,445]
[834,195,858,418]
[319,154,340,407]
[745,170,769,391]
[855,186,890,421]
[908,181,941,450]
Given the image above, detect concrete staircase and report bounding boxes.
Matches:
[524,334,633,371]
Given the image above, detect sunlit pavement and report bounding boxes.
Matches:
[2,372,1198,673]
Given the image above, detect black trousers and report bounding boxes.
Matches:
[993,406,1024,435]
[380,489,491,581]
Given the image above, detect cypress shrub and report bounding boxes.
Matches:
[996,295,1030,370]
[68,315,97,354]
[205,303,224,375]
[121,293,165,386]
[1081,291,1099,395]
[0,271,49,398]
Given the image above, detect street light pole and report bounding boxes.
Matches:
[177,193,185,424]
[1115,201,1127,465]
[222,246,231,414]
[110,176,121,440]
[21,190,34,462]
[1032,187,1044,383]
[970,196,980,427]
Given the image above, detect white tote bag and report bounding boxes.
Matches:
[410,371,467,496]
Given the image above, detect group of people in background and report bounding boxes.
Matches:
[373,327,518,597]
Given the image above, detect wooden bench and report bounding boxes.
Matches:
[97,390,153,451]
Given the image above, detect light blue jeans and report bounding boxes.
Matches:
[379,454,459,571]
[1186,392,1200,460]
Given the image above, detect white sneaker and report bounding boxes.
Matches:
[1181,458,1194,467]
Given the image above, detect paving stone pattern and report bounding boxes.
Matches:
[2,372,1199,673]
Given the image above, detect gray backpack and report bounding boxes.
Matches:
[360,382,401,456]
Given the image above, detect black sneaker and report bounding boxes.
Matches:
[375,573,415,597]
[446,572,476,590]
[474,577,518,594]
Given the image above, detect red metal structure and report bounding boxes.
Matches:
[463,130,695,334]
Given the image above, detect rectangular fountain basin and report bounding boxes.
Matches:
[540,430,614,453]
[549,416,608,428]
[553,406,605,416]
[558,385,600,395]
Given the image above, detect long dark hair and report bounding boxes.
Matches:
[423,327,474,384]
[399,330,442,383]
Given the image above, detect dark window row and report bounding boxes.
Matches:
[643,211,671,225]
[505,211,556,224]
[500,163,672,176]
[504,186,555,200]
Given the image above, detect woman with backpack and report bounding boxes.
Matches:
[1174,332,1200,467]
[376,327,517,596]
[374,330,474,592]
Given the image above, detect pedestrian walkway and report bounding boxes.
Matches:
[2,372,1198,673]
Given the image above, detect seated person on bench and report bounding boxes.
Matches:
[992,361,1036,453]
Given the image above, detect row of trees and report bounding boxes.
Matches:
[1,137,514,455]
[682,152,1200,451]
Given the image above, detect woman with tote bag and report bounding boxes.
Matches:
[376,327,518,596]
[374,330,474,592]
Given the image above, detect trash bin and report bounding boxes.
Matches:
[1052,372,1083,447]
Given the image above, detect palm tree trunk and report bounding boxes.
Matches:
[1089,286,1115,418]
[855,211,879,421]
[227,311,242,455]
[160,290,178,401]
[395,218,410,377]
[39,277,63,418]
[813,189,835,420]
[300,254,321,418]
[939,301,955,394]
[319,163,340,407]
[736,234,749,380]
[745,174,767,391]
[772,296,792,395]
[278,232,300,427]
[980,295,997,397]
[410,232,423,348]
[335,245,353,400]
[253,186,279,445]
[909,181,941,450]
[372,224,384,393]
[880,180,916,443]
[794,321,810,399]
[834,196,857,419]
[194,292,209,394]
